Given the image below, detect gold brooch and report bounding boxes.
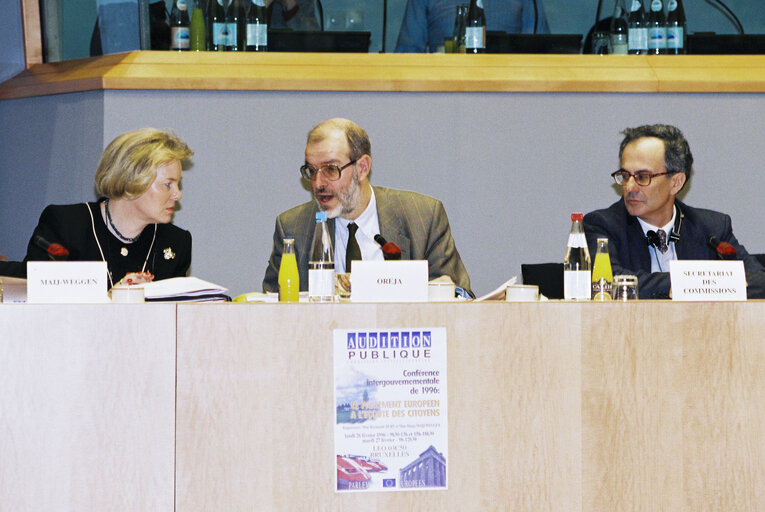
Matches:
[120,247,128,256]
[163,247,175,260]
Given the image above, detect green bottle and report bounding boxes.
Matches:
[190,0,206,51]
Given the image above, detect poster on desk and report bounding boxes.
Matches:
[333,328,448,493]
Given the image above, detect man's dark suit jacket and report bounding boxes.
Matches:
[1,202,191,283]
[584,199,765,299]
[262,186,473,296]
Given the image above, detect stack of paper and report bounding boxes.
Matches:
[137,276,230,302]
[474,276,518,302]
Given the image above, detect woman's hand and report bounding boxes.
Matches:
[117,272,154,287]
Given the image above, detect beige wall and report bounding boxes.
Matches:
[2,89,764,296]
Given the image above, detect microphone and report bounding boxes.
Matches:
[374,234,402,260]
[647,229,680,248]
[33,235,70,260]
[706,235,737,260]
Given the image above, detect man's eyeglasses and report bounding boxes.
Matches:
[611,169,672,186]
[300,159,357,181]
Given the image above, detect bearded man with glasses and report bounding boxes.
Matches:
[583,124,765,299]
[262,117,473,298]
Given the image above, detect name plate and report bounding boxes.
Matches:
[27,261,110,303]
[669,260,746,301]
[351,260,428,302]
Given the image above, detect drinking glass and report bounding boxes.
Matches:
[612,274,638,301]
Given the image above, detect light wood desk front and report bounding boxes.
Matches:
[2,301,763,510]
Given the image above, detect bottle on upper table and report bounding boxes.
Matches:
[189,0,206,51]
[627,0,648,54]
[246,0,268,51]
[225,0,247,51]
[206,0,226,51]
[665,0,686,54]
[647,0,667,55]
[464,0,486,54]
[610,0,629,55]
[170,0,191,51]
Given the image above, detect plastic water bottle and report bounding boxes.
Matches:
[308,212,335,303]
[564,212,591,300]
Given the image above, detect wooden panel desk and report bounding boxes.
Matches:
[0,304,177,511]
[2,302,763,511]
[175,301,765,511]
[579,301,765,511]
[175,302,582,511]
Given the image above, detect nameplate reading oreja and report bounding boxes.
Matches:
[351,260,428,302]
[27,261,109,303]
[669,260,746,301]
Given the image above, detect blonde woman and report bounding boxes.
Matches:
[21,128,193,288]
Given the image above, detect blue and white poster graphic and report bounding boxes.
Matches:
[333,328,448,493]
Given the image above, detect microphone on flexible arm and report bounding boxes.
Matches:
[706,235,738,260]
[374,234,402,260]
[33,235,70,260]
[646,227,681,249]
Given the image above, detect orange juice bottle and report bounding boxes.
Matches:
[591,238,613,301]
[278,238,299,302]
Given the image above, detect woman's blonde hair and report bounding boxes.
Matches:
[94,128,193,199]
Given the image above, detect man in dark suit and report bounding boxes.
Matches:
[584,124,765,299]
[262,118,472,297]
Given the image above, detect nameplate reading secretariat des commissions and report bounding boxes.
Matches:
[27,261,109,303]
[351,260,428,302]
[669,260,746,301]
[333,328,447,493]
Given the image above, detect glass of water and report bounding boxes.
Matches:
[612,274,638,301]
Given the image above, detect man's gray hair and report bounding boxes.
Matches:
[619,124,693,177]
